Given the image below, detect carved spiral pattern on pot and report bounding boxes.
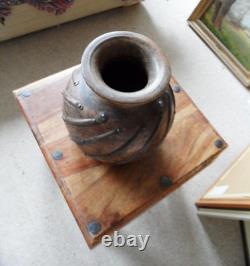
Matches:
[63,77,175,164]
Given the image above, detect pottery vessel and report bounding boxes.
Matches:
[62,31,175,164]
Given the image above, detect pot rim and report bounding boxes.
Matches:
[81,31,171,106]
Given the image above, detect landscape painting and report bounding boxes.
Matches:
[188,0,250,87]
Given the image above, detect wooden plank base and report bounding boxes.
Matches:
[14,66,227,247]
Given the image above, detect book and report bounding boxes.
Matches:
[0,0,141,42]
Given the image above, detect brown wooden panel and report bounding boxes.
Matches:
[14,66,226,247]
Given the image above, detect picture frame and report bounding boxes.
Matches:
[188,0,250,88]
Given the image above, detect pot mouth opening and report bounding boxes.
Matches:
[82,31,171,106]
[100,54,148,93]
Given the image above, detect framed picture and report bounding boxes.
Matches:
[188,0,250,87]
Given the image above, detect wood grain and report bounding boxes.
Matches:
[14,66,226,247]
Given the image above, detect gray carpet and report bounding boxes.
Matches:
[0,0,248,265]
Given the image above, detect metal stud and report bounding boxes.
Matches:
[214,139,224,149]
[158,99,164,108]
[160,176,173,188]
[115,128,122,133]
[52,150,63,160]
[20,91,31,97]
[77,103,84,110]
[87,221,102,235]
[73,81,79,86]
[172,85,181,93]
[96,112,108,123]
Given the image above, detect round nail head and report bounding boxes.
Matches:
[172,85,181,93]
[160,176,173,188]
[214,139,224,149]
[96,112,108,123]
[77,103,84,110]
[87,221,102,235]
[158,99,164,108]
[21,91,31,97]
[52,150,63,160]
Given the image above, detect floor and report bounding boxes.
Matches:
[0,0,249,265]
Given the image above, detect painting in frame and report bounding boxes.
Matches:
[188,0,250,87]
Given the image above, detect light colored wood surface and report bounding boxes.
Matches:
[0,0,140,42]
[197,146,250,209]
[14,66,226,247]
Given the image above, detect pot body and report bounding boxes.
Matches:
[62,31,175,164]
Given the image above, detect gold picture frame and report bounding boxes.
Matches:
[188,0,250,87]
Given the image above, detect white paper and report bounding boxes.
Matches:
[206,185,229,198]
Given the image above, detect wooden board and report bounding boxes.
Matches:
[197,145,250,210]
[14,65,226,247]
[0,0,140,42]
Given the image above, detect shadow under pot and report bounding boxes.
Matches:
[62,31,175,164]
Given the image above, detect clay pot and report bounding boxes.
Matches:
[62,31,175,164]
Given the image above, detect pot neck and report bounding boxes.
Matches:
[81,31,171,107]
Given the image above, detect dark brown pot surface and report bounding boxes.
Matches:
[62,31,175,164]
